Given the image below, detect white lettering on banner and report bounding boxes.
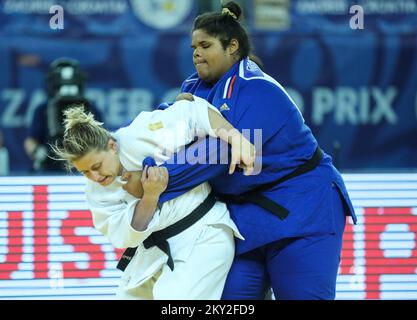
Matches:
[1,89,25,127]
[294,0,417,15]
[86,88,153,128]
[0,87,400,129]
[362,0,417,14]
[0,88,154,129]
[335,87,358,124]
[295,0,348,14]
[1,89,47,128]
[3,0,50,14]
[85,88,106,116]
[24,89,48,127]
[108,89,128,126]
[380,224,415,258]
[65,0,127,15]
[312,87,398,125]
[3,0,128,15]
[371,87,397,123]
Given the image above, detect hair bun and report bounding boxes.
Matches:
[63,105,102,134]
[222,1,242,20]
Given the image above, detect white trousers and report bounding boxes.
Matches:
[115,224,235,300]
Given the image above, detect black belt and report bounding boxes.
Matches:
[217,147,324,220]
[117,192,216,272]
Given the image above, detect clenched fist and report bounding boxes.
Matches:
[121,170,144,199]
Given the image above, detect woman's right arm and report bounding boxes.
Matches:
[86,184,161,249]
[129,166,168,231]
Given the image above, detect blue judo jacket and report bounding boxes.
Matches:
[156,58,357,255]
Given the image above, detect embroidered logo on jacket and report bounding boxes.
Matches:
[148,121,164,131]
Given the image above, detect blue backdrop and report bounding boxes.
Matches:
[0,0,416,172]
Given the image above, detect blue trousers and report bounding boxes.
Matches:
[222,184,347,300]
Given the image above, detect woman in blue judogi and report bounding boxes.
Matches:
[125,1,357,300]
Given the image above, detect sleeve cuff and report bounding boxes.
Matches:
[124,200,161,246]
[192,96,219,138]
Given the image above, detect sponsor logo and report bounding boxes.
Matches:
[219,103,230,112]
[130,0,193,29]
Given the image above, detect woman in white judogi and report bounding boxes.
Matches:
[52,96,254,299]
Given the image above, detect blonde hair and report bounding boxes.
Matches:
[51,105,112,170]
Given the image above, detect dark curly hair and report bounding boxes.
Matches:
[192,1,252,61]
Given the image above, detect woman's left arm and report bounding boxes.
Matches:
[162,96,256,174]
[160,81,295,197]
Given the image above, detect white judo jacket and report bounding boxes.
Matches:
[84,97,242,290]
